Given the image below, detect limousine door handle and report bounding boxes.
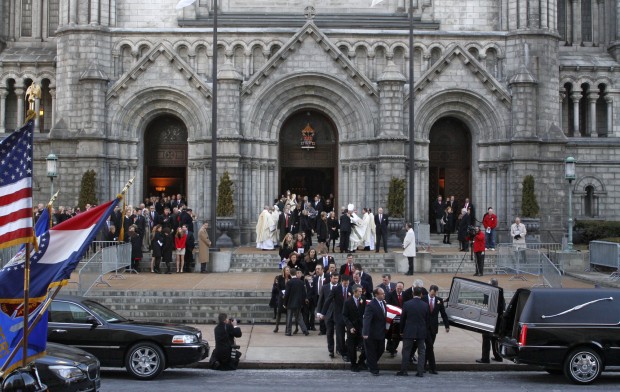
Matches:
[51,329,67,333]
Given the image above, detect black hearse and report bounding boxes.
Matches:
[446,278,620,385]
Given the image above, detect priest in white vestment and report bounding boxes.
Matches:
[362,209,376,251]
[270,205,280,246]
[348,205,367,251]
[256,206,276,250]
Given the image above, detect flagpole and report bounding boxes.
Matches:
[21,243,30,367]
[0,285,62,374]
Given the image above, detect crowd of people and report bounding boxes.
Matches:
[269,253,452,376]
[257,192,390,255]
[33,193,214,274]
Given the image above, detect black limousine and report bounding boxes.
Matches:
[445,278,620,385]
[47,296,209,380]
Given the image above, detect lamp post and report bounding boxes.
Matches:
[210,0,218,247]
[46,153,58,198]
[565,157,576,251]
[408,0,415,223]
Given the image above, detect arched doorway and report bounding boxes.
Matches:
[279,110,338,199]
[428,117,472,230]
[144,115,188,197]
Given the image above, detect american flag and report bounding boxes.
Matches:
[0,120,34,249]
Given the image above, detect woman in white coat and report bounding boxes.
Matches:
[402,222,416,276]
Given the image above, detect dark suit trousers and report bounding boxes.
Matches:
[481,332,500,361]
[376,230,388,252]
[402,338,425,374]
[346,331,365,367]
[326,317,344,354]
[286,308,307,335]
[425,332,437,371]
[339,231,350,252]
[364,338,385,373]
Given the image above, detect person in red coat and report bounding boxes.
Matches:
[472,226,486,276]
[482,207,498,250]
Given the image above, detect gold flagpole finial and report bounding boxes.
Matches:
[118,176,135,199]
[47,191,60,207]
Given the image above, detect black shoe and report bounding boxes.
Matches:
[476,359,490,364]
[273,327,279,333]
[351,366,360,372]
[473,273,480,276]
[304,331,309,336]
[492,357,503,362]
[415,372,424,378]
[342,355,349,362]
[285,333,292,336]
[329,352,335,358]
[375,250,379,253]
[395,371,408,377]
[371,371,380,376]
[318,332,326,335]
[429,370,438,375]
[359,363,368,370]
[293,329,299,335]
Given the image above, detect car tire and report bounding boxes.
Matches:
[125,342,166,380]
[563,348,602,385]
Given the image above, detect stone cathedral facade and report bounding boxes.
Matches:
[1,0,620,244]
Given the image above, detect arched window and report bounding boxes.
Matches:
[374,46,387,78]
[48,0,60,37]
[233,45,244,75]
[596,84,607,137]
[429,47,442,68]
[121,45,133,75]
[393,46,406,75]
[251,45,265,76]
[21,0,33,37]
[355,46,368,76]
[558,0,567,42]
[485,48,498,79]
[584,185,596,217]
[467,47,479,60]
[581,0,592,42]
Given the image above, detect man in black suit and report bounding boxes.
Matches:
[378,273,396,293]
[182,224,195,272]
[423,284,450,374]
[342,284,367,372]
[319,274,349,358]
[374,207,389,253]
[362,287,387,376]
[339,209,352,253]
[277,205,291,242]
[477,278,505,363]
[354,263,373,288]
[317,250,335,270]
[314,265,330,335]
[283,270,309,336]
[398,286,430,377]
[352,271,373,301]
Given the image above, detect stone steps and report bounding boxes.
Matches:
[229,252,396,273]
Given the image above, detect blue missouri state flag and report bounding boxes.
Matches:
[0,198,120,372]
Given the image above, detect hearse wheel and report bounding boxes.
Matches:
[126,342,166,380]
[563,348,601,384]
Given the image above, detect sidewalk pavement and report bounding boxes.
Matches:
[76,244,613,372]
[190,323,534,371]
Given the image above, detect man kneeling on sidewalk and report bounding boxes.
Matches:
[209,313,242,371]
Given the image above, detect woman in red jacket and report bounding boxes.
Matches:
[174,227,187,273]
[472,226,486,276]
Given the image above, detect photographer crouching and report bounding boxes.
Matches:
[472,226,486,276]
[209,313,242,371]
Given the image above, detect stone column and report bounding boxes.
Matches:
[481,167,488,210]
[570,91,582,136]
[342,164,350,206]
[49,88,56,126]
[572,0,582,45]
[605,96,613,136]
[491,168,498,216]
[377,60,406,138]
[509,66,538,139]
[588,92,599,137]
[34,97,40,130]
[0,88,7,133]
[592,0,599,44]
[15,88,24,126]
[32,0,42,39]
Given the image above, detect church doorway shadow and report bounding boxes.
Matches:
[280,168,334,200]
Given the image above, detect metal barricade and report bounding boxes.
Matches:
[414,222,431,251]
[76,242,131,296]
[0,245,20,268]
[495,243,563,287]
[589,241,620,267]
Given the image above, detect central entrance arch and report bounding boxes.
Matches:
[279,110,338,198]
[144,115,188,197]
[428,117,472,230]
